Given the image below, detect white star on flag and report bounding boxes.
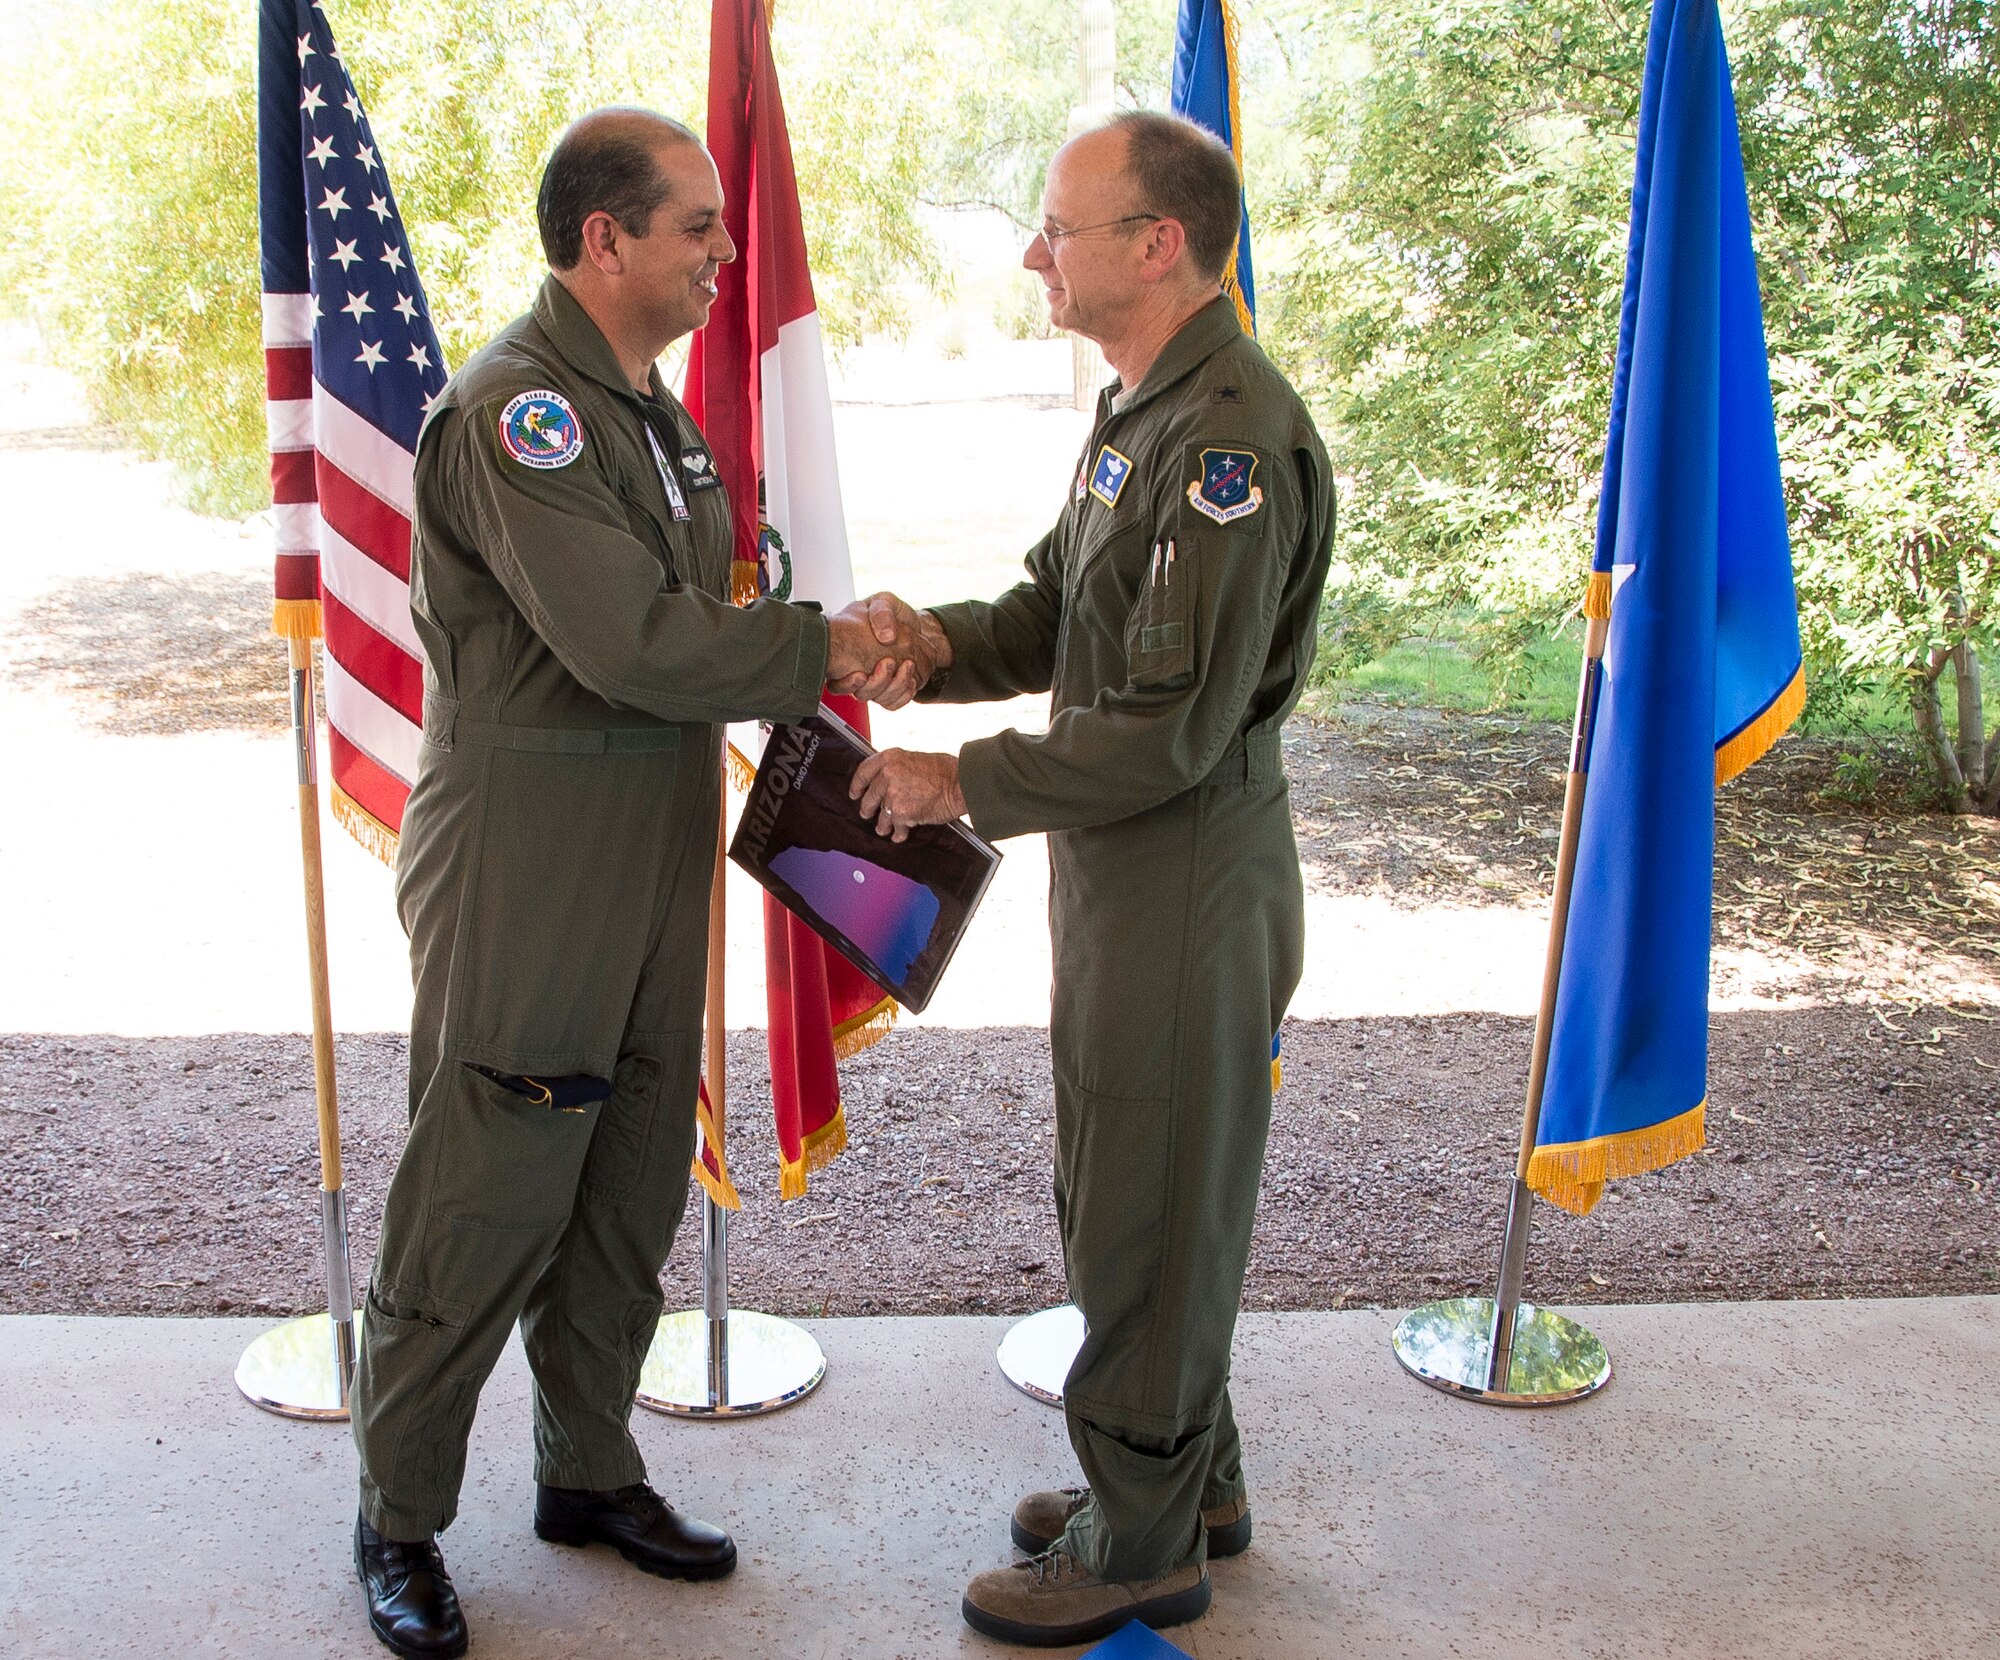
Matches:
[343,91,364,124]
[297,33,314,64]
[329,237,360,269]
[306,134,338,168]
[318,185,348,219]
[355,143,378,173]
[300,83,324,115]
[366,194,392,224]
[342,291,373,322]
[379,244,406,273]
[407,344,432,372]
[356,340,386,372]
[392,292,420,323]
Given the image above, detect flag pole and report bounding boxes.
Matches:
[234,635,360,1420]
[636,751,827,1418]
[1389,612,1613,1406]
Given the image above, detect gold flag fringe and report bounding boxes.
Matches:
[272,598,323,641]
[727,742,758,793]
[1271,1057,1282,1092]
[1715,665,1805,785]
[731,559,761,607]
[1582,570,1613,620]
[779,1106,848,1201]
[692,1091,744,1211]
[1218,0,1254,338]
[331,786,399,868]
[832,993,898,1062]
[1527,1100,1706,1217]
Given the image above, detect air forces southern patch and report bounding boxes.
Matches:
[1187,447,1263,524]
[498,390,584,470]
[680,445,721,491]
[1088,444,1134,508]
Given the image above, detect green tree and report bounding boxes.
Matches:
[0,0,958,516]
[1269,0,2000,811]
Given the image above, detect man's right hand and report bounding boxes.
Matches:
[825,592,953,710]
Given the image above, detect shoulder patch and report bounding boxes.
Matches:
[1214,385,1244,404]
[1088,444,1134,508]
[498,390,584,470]
[1187,447,1263,525]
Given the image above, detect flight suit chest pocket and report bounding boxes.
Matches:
[1123,535,1197,689]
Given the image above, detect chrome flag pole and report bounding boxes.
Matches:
[235,635,362,1420]
[637,774,826,1418]
[1390,613,1612,1407]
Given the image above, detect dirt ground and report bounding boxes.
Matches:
[4,712,1995,1321]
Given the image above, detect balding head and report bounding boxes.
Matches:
[537,107,701,271]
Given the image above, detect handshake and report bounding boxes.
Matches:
[819,592,968,841]
[822,592,954,712]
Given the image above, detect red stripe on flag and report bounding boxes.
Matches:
[271,448,317,505]
[323,588,424,724]
[265,346,313,402]
[275,551,319,604]
[316,456,412,582]
[328,725,408,837]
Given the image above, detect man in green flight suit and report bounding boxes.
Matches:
[348,108,927,1660]
[847,112,1336,1647]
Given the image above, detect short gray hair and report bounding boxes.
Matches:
[1111,111,1242,284]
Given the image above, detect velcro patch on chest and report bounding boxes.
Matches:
[680,445,722,491]
[498,390,584,470]
[1088,444,1134,508]
[1187,446,1263,524]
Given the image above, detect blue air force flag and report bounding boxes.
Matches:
[1530,0,1805,1216]
[1170,0,1255,333]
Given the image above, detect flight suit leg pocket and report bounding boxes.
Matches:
[1054,1076,1175,1404]
[580,1045,685,1206]
[430,1060,599,1231]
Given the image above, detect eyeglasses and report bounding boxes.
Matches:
[1034,213,1163,247]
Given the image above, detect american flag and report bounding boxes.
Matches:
[259,0,446,859]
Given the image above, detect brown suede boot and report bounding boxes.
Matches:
[961,1545,1210,1647]
[1010,1487,1253,1559]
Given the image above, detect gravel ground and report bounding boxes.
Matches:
[1,1009,1993,1321]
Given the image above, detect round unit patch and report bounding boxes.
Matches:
[498,390,584,470]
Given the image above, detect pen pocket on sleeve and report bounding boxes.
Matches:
[1125,540,1197,690]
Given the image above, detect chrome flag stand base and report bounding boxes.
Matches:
[235,1300,364,1421]
[636,1196,825,1418]
[1392,1176,1610,1407]
[1391,1298,1609,1406]
[997,1303,1084,1407]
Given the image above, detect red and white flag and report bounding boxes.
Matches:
[259,0,444,862]
[687,0,896,1203]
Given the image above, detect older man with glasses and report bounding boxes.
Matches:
[842,111,1336,1646]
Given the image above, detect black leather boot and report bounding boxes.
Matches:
[355,1513,469,1659]
[534,1480,737,1580]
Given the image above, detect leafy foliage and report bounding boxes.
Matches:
[1267,0,1999,806]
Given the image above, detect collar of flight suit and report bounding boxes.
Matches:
[1099,291,1244,423]
[531,273,669,407]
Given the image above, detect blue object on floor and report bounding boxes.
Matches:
[1081,1621,1192,1659]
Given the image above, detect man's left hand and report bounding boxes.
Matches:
[850,749,967,842]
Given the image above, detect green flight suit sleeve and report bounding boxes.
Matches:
[956,436,1307,841]
[445,396,828,725]
[920,528,1065,703]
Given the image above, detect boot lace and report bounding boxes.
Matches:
[1025,1546,1084,1587]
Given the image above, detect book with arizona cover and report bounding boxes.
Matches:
[730,709,1002,1015]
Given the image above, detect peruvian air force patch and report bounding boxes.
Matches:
[1188,447,1263,524]
[498,390,584,470]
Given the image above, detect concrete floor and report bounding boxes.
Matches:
[3,1299,1996,1658]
